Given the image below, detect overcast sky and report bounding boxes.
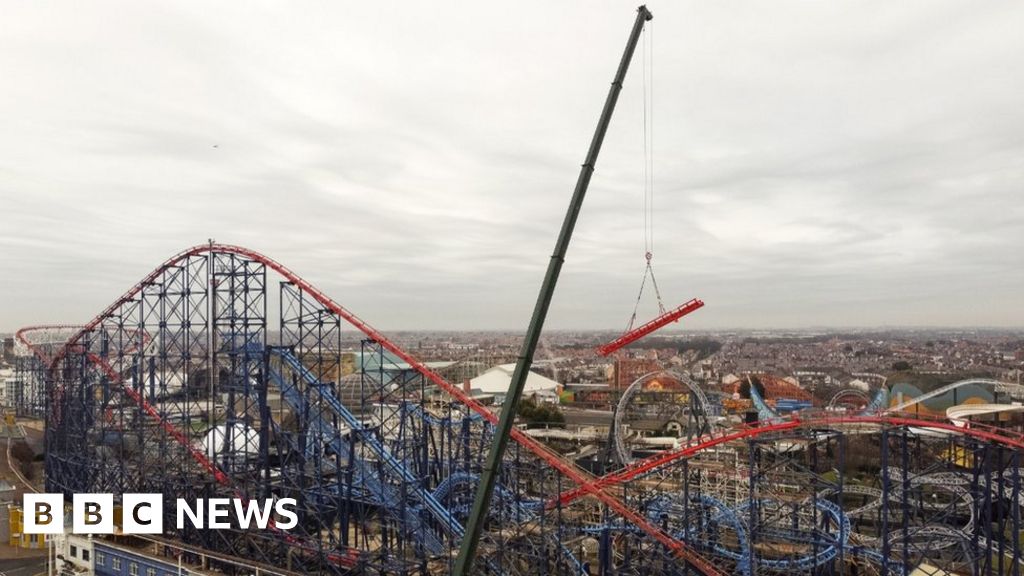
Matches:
[1,1,1022,332]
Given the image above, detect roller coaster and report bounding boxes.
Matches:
[10,243,1024,576]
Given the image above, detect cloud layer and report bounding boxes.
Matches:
[2,1,1022,331]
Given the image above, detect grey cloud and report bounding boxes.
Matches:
[1,1,1022,332]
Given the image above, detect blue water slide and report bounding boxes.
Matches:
[748,384,781,423]
[860,386,890,415]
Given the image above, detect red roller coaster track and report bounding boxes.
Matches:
[24,243,723,574]
[555,410,1024,507]
[15,325,85,364]
[25,245,1022,573]
[19,333,358,567]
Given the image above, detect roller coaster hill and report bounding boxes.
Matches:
[12,244,1024,576]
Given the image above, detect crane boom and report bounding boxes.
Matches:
[452,6,654,574]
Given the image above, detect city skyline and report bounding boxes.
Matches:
[2,1,1023,332]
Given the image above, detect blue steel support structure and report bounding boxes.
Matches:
[25,244,1024,576]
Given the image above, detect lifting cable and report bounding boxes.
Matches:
[626,22,665,332]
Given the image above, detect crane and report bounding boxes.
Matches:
[452,6,655,574]
[596,6,704,357]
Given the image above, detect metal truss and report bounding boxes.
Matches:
[17,243,1024,576]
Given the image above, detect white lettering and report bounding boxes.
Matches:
[233,499,274,530]
[274,498,298,530]
[207,498,232,529]
[176,498,203,529]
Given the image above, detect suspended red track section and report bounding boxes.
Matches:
[597,297,704,356]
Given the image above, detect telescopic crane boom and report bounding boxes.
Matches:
[452,6,654,575]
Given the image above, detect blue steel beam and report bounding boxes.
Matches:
[266,348,449,554]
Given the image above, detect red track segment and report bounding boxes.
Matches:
[41,244,722,574]
[556,411,1024,507]
[84,353,230,486]
[597,298,704,356]
[18,324,151,367]
[16,325,85,365]
[89,354,358,567]
[25,342,357,566]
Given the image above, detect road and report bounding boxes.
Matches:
[0,556,46,576]
[562,407,613,427]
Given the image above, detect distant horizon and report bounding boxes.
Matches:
[5,324,1024,337]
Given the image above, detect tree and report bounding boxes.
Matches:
[11,441,36,481]
[891,361,912,372]
[517,397,565,428]
[10,441,33,463]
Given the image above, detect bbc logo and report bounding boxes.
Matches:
[23,493,298,534]
[24,493,163,535]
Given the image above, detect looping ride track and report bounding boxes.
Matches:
[13,243,1024,575]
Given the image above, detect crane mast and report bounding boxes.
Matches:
[452,5,654,574]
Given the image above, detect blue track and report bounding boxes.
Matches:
[268,349,584,574]
[267,349,457,554]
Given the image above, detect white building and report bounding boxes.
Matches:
[468,364,560,405]
[847,378,871,392]
[0,367,16,407]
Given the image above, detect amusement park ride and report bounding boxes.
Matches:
[9,5,1024,576]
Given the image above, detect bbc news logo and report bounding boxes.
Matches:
[23,494,298,534]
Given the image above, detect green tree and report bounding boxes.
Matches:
[517,397,565,428]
